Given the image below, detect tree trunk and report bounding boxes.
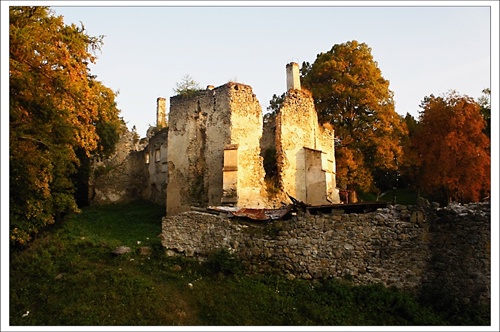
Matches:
[347,184,358,203]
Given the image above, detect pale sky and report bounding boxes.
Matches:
[33,2,495,137]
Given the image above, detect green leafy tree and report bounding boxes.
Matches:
[267,93,285,115]
[398,113,421,191]
[301,40,407,195]
[264,93,285,125]
[261,93,286,189]
[477,88,490,138]
[173,74,201,96]
[413,91,490,204]
[9,6,121,245]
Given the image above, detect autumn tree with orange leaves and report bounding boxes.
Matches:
[301,40,407,198]
[9,6,122,245]
[413,91,490,205]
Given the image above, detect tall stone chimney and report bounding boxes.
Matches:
[286,62,301,91]
[156,97,166,128]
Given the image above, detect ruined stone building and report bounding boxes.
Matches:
[89,98,168,206]
[89,64,490,306]
[90,63,340,213]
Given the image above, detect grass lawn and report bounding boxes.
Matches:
[9,200,489,326]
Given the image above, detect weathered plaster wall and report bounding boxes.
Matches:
[286,62,301,90]
[316,124,339,203]
[225,83,267,208]
[207,87,231,206]
[145,127,168,205]
[156,97,167,128]
[90,126,149,204]
[92,150,148,204]
[276,90,315,202]
[304,148,328,204]
[167,83,268,215]
[276,89,339,204]
[167,90,215,215]
[91,123,170,205]
[94,70,339,211]
[161,202,490,305]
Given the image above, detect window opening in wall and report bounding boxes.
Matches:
[155,149,161,162]
[263,147,280,199]
[145,152,150,164]
[222,144,238,204]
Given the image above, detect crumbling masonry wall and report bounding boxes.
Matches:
[167,89,216,215]
[90,123,168,205]
[161,203,491,305]
[166,83,268,216]
[276,89,340,204]
[91,63,340,209]
[223,84,268,208]
[166,63,341,214]
[144,127,168,205]
[90,125,149,204]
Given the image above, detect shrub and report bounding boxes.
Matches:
[202,248,243,277]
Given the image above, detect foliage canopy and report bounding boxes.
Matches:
[413,91,490,204]
[477,88,491,138]
[301,40,407,193]
[9,6,122,245]
[173,74,201,97]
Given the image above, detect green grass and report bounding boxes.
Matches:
[9,200,489,326]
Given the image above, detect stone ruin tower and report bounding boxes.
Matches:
[165,62,340,216]
[275,62,340,205]
[166,82,267,216]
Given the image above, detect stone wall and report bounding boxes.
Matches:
[167,83,268,216]
[91,124,168,205]
[90,126,149,204]
[224,83,267,208]
[276,89,340,204]
[424,203,491,304]
[144,127,168,205]
[167,89,216,215]
[156,97,167,128]
[161,202,490,305]
[92,150,148,204]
